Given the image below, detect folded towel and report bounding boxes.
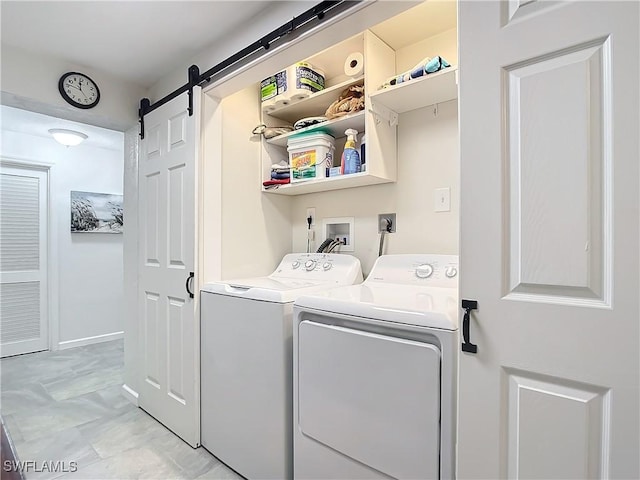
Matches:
[271,171,290,180]
[425,56,450,74]
[263,178,290,187]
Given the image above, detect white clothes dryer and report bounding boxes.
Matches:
[200,253,362,480]
[293,254,459,480]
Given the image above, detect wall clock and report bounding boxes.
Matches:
[58,72,100,109]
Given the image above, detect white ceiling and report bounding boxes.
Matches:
[1,105,123,150]
[0,1,274,88]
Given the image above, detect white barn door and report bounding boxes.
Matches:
[138,90,201,447]
[0,166,48,358]
[458,1,638,478]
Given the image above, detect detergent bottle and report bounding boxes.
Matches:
[340,129,361,175]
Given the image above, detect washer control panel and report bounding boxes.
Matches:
[272,253,363,284]
[366,254,459,288]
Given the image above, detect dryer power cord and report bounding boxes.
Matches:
[306,215,313,253]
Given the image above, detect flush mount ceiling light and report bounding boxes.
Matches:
[48,128,88,146]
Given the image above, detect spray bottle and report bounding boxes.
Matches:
[340,129,361,175]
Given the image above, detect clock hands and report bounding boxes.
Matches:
[65,82,89,100]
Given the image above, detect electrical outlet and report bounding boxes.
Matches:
[434,188,451,212]
[306,207,316,226]
[378,213,396,233]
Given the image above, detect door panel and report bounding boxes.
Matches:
[505,39,609,303]
[504,369,609,479]
[144,291,161,388]
[0,167,48,357]
[138,89,200,446]
[168,165,186,267]
[458,1,638,478]
[144,172,161,266]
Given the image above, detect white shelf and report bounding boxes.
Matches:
[264,76,364,124]
[265,111,365,147]
[263,172,393,196]
[368,67,458,114]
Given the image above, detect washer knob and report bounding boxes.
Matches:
[323,262,332,271]
[415,264,434,279]
[445,266,458,278]
[304,260,317,271]
[292,261,300,269]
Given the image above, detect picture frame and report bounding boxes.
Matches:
[70,190,123,233]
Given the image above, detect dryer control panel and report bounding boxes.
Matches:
[366,254,459,289]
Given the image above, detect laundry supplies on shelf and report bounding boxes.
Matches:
[289,62,325,101]
[287,132,335,182]
[260,70,288,113]
[341,128,361,175]
[260,63,326,113]
[324,84,365,120]
[378,56,451,90]
[252,123,294,139]
[293,116,328,130]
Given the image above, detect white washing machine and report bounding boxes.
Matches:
[200,253,363,480]
[293,254,459,480]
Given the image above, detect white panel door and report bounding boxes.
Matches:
[0,166,48,358]
[138,89,200,447]
[458,1,639,478]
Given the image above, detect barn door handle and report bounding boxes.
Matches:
[461,299,478,354]
[186,272,194,299]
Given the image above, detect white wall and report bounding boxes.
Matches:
[291,99,459,275]
[1,109,125,348]
[1,44,146,132]
[122,125,139,402]
[395,27,458,72]
[216,88,292,280]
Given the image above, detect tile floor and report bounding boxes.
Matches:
[0,340,242,480]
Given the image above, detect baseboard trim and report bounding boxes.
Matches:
[122,383,139,406]
[58,331,124,350]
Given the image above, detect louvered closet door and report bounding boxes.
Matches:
[0,166,48,357]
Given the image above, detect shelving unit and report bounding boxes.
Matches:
[259,30,397,196]
[369,67,458,114]
[263,171,392,195]
[264,76,364,124]
[258,30,459,197]
[265,111,365,147]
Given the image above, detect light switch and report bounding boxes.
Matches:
[434,187,451,212]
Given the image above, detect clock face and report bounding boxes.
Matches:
[58,72,100,109]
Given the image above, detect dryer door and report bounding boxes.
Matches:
[298,320,441,479]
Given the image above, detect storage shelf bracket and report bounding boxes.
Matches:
[368,101,398,127]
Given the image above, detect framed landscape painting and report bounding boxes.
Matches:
[71,191,123,233]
